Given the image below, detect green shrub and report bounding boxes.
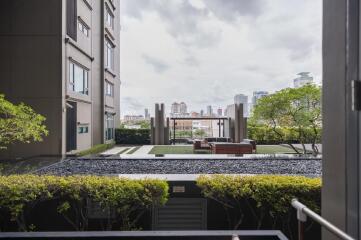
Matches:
[0,175,168,231]
[115,129,150,144]
[76,143,114,157]
[247,125,322,145]
[197,175,321,234]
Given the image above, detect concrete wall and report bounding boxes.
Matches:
[0,0,64,158]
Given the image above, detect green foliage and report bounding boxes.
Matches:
[115,129,150,144]
[0,94,48,149]
[194,129,207,138]
[247,125,322,145]
[0,175,168,231]
[76,143,114,157]
[197,175,321,232]
[250,85,322,154]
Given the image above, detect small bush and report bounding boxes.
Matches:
[76,143,114,157]
[115,129,150,144]
[197,175,321,238]
[0,175,168,231]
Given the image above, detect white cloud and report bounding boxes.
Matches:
[119,0,322,116]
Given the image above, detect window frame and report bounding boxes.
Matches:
[105,80,114,97]
[105,5,114,30]
[78,18,89,37]
[105,38,114,70]
[69,61,89,95]
[105,113,115,140]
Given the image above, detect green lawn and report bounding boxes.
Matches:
[148,145,296,155]
[255,145,296,154]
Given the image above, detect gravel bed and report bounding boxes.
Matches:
[37,158,322,176]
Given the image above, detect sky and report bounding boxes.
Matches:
[119,0,322,117]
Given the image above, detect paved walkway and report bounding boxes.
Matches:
[100,147,128,155]
[134,145,154,154]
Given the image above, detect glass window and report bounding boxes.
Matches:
[105,81,114,97]
[69,62,89,95]
[105,114,114,140]
[105,6,114,29]
[78,20,89,37]
[78,126,89,134]
[105,39,114,70]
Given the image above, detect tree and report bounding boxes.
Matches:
[250,84,322,155]
[0,94,48,149]
[194,129,207,139]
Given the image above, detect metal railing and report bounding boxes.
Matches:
[291,199,355,240]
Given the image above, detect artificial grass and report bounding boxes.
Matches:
[76,143,115,157]
[117,148,130,154]
[256,145,297,154]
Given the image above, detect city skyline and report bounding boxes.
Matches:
[119,0,322,116]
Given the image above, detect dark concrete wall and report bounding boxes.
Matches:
[322,0,360,239]
[0,0,63,158]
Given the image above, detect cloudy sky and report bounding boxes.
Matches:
[119,0,322,117]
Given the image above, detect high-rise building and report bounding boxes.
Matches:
[293,72,314,88]
[234,94,249,117]
[200,110,204,117]
[252,91,269,105]
[0,0,121,158]
[171,102,180,115]
[144,108,150,119]
[179,102,187,114]
[217,108,223,116]
[206,105,213,116]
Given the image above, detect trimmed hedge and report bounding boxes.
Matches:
[115,129,150,144]
[0,175,168,231]
[197,175,321,238]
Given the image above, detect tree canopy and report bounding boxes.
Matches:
[0,94,48,149]
[250,84,322,154]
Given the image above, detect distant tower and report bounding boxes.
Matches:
[252,91,269,106]
[217,107,223,116]
[144,108,150,119]
[171,102,180,116]
[206,105,213,116]
[200,110,204,116]
[234,94,249,117]
[179,102,187,114]
[293,72,314,88]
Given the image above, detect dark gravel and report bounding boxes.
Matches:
[36,158,322,176]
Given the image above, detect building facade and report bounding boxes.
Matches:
[252,91,269,106]
[293,72,314,88]
[0,0,121,158]
[234,94,249,117]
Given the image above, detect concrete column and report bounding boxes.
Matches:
[150,117,155,144]
[234,103,245,143]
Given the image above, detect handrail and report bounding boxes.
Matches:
[291,199,355,240]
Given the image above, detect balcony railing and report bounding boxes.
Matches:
[291,199,355,240]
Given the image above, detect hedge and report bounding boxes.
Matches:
[115,129,150,144]
[197,175,321,238]
[0,175,168,231]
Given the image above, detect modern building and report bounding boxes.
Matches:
[252,91,269,106]
[200,110,204,117]
[123,115,144,122]
[144,108,150,119]
[217,107,223,117]
[0,0,121,158]
[293,72,314,88]
[206,105,213,116]
[170,102,188,117]
[234,94,248,117]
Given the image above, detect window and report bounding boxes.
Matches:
[69,61,89,95]
[105,39,114,70]
[105,81,114,97]
[105,5,114,29]
[66,0,77,41]
[78,19,89,37]
[78,125,89,134]
[105,114,114,140]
